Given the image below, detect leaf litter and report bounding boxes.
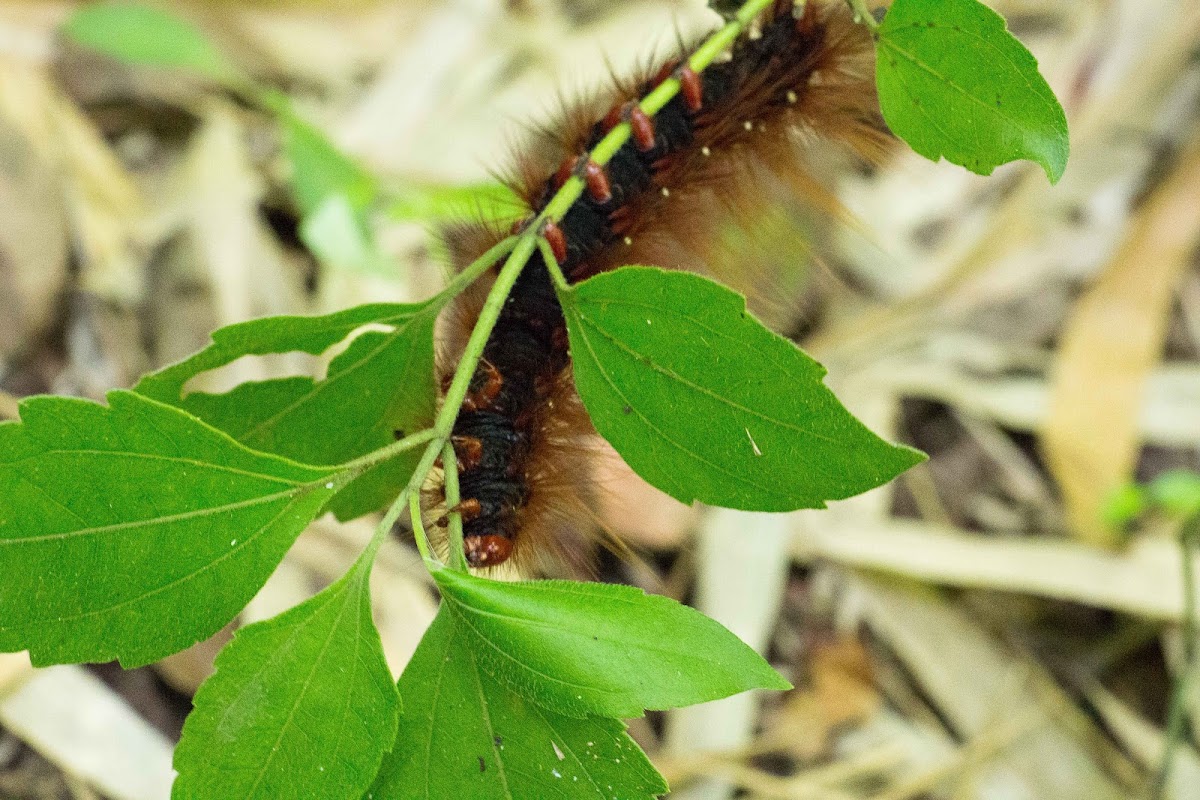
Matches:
[0,0,1198,798]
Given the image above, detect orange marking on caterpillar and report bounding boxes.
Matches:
[678,66,703,112]
[602,104,623,133]
[553,156,578,191]
[652,59,678,86]
[510,215,533,235]
[452,435,484,472]
[464,534,514,568]
[438,497,483,528]
[461,361,503,413]
[628,106,656,152]
[434,0,883,571]
[542,219,568,263]
[583,161,612,204]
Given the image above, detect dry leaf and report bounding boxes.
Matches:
[1043,135,1200,544]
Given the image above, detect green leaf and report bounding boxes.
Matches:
[173,553,399,800]
[300,194,387,273]
[281,111,376,218]
[560,268,924,512]
[387,181,525,226]
[274,106,392,272]
[63,3,237,84]
[875,0,1069,182]
[370,611,668,800]
[1149,471,1200,519]
[0,391,342,667]
[1101,483,1147,530]
[433,568,789,720]
[135,302,438,521]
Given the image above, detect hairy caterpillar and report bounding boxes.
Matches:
[436,0,882,569]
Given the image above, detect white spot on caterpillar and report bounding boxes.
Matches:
[787,90,798,104]
[743,120,754,131]
[623,236,633,245]
[325,481,334,489]
[746,428,762,456]
[748,19,763,40]
[230,539,237,546]
[716,49,733,63]
[552,769,562,778]
[661,186,670,197]
[552,741,565,760]
[701,146,712,156]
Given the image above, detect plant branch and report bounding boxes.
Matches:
[339,427,440,476]
[395,235,539,568]
[1152,514,1200,800]
[539,0,773,224]
[442,440,467,572]
[845,0,880,31]
[430,235,519,308]
[433,234,538,438]
[539,237,568,292]
[361,0,784,575]
[409,490,434,564]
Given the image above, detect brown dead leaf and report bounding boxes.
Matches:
[853,574,1134,799]
[0,117,68,363]
[0,63,144,304]
[1043,134,1200,545]
[762,638,881,763]
[810,638,881,729]
[0,653,33,697]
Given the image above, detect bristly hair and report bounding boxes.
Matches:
[432,0,883,573]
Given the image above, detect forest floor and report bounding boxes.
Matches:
[1,0,1198,798]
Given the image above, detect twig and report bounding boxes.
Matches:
[1151,514,1200,799]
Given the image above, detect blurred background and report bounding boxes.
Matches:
[1,0,1199,798]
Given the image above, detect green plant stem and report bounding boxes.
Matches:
[540,0,772,225]
[403,234,539,570]
[317,231,530,573]
[688,0,775,70]
[441,440,467,572]
[845,0,880,31]
[538,237,568,291]
[1152,514,1200,800]
[321,235,521,485]
[430,235,519,307]
[409,490,434,563]
[434,235,537,435]
[369,479,419,564]
[340,427,440,475]
[349,0,781,576]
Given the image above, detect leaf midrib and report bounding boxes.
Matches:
[0,480,323,546]
[238,306,435,444]
[448,597,742,690]
[573,302,840,445]
[4,488,317,629]
[878,29,1054,128]
[241,570,362,799]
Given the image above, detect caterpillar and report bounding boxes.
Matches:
[436,0,883,570]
